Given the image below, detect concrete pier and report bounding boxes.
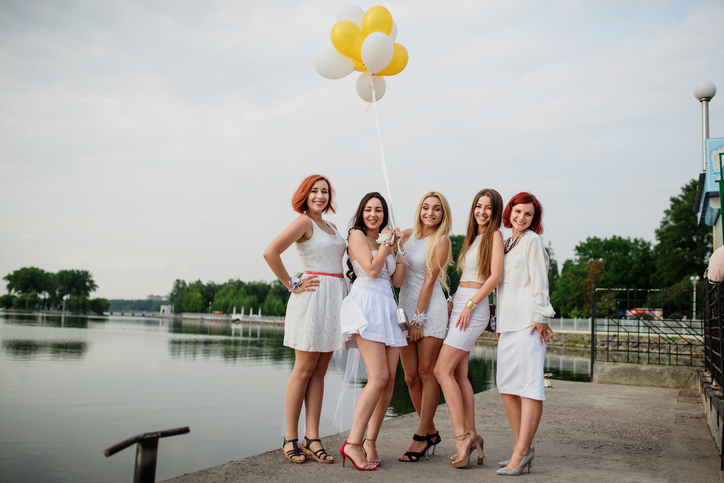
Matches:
[162,380,721,482]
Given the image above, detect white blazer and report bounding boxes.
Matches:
[497,231,556,333]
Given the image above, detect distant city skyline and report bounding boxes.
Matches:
[1,1,723,299]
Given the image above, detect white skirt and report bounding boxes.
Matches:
[496,327,547,401]
[340,277,407,349]
[443,287,489,352]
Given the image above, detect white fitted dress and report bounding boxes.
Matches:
[399,234,448,339]
[283,220,347,352]
[339,251,407,349]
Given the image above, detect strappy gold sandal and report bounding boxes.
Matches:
[301,436,333,463]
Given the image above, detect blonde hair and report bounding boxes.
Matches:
[413,192,453,292]
[457,189,503,281]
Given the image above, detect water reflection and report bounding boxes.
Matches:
[2,339,87,360]
[2,313,94,329]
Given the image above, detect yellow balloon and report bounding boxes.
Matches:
[377,43,408,76]
[330,21,364,63]
[352,59,368,72]
[362,6,393,37]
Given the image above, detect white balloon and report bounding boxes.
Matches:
[337,5,364,27]
[389,20,398,42]
[361,32,394,75]
[314,47,355,80]
[356,72,386,102]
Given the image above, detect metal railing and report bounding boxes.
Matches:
[591,286,704,374]
[704,280,724,389]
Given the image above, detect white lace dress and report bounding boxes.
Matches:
[339,251,407,349]
[283,221,347,352]
[399,234,449,339]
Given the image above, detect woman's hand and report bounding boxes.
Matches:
[530,321,553,344]
[292,275,320,294]
[408,325,423,342]
[455,306,472,331]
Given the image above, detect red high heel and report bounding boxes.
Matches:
[339,441,377,471]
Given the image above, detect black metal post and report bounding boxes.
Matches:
[590,284,596,380]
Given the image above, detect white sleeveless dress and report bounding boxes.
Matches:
[399,234,449,339]
[339,251,407,349]
[283,220,347,352]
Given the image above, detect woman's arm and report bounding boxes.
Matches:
[526,234,556,343]
[455,231,504,330]
[348,229,394,278]
[262,216,319,293]
[390,228,405,288]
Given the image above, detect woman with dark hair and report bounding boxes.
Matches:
[338,192,406,471]
[495,192,555,476]
[263,175,346,465]
[433,189,504,469]
[397,191,453,462]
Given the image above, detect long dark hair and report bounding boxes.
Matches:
[346,192,389,282]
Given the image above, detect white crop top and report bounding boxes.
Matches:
[459,235,485,284]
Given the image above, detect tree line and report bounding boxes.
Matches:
[548,179,709,317]
[1,267,109,315]
[168,278,291,316]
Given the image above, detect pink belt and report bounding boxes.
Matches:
[305,271,344,278]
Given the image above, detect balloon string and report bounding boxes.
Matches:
[369,75,396,230]
[370,75,406,265]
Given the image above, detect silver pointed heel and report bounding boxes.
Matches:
[498,443,534,467]
[496,450,534,476]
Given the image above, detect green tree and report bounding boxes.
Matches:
[653,179,712,287]
[0,294,15,309]
[263,293,286,316]
[169,279,187,313]
[550,259,588,317]
[572,235,654,288]
[57,269,98,298]
[3,267,47,295]
[90,298,110,315]
[182,286,204,313]
[445,234,465,296]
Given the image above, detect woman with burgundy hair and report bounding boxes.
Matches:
[495,192,555,476]
[263,174,347,465]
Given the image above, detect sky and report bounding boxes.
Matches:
[1,0,723,300]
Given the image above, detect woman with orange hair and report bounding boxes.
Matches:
[264,175,347,465]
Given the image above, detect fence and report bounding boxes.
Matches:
[704,280,724,389]
[591,286,705,373]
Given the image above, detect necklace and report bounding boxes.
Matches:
[505,231,526,253]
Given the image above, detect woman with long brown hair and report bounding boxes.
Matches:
[433,188,504,469]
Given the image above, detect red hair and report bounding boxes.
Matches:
[291,175,336,214]
[503,192,544,235]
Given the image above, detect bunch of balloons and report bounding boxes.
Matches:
[314,5,408,102]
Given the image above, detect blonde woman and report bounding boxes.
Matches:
[397,192,452,462]
[433,189,504,468]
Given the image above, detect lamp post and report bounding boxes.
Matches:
[690,275,700,321]
[694,80,716,171]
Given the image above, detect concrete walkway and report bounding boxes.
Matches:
[163,380,721,482]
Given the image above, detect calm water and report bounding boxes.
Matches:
[0,312,590,483]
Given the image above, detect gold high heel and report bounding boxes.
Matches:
[451,431,472,468]
[471,432,485,465]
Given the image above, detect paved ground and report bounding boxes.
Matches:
[163,380,722,482]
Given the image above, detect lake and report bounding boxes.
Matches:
[0,312,590,482]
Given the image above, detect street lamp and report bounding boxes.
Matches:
[208,301,212,314]
[690,275,700,321]
[694,80,717,171]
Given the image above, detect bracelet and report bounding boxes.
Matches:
[446,295,454,303]
[411,310,426,328]
[288,277,302,292]
[465,299,477,310]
